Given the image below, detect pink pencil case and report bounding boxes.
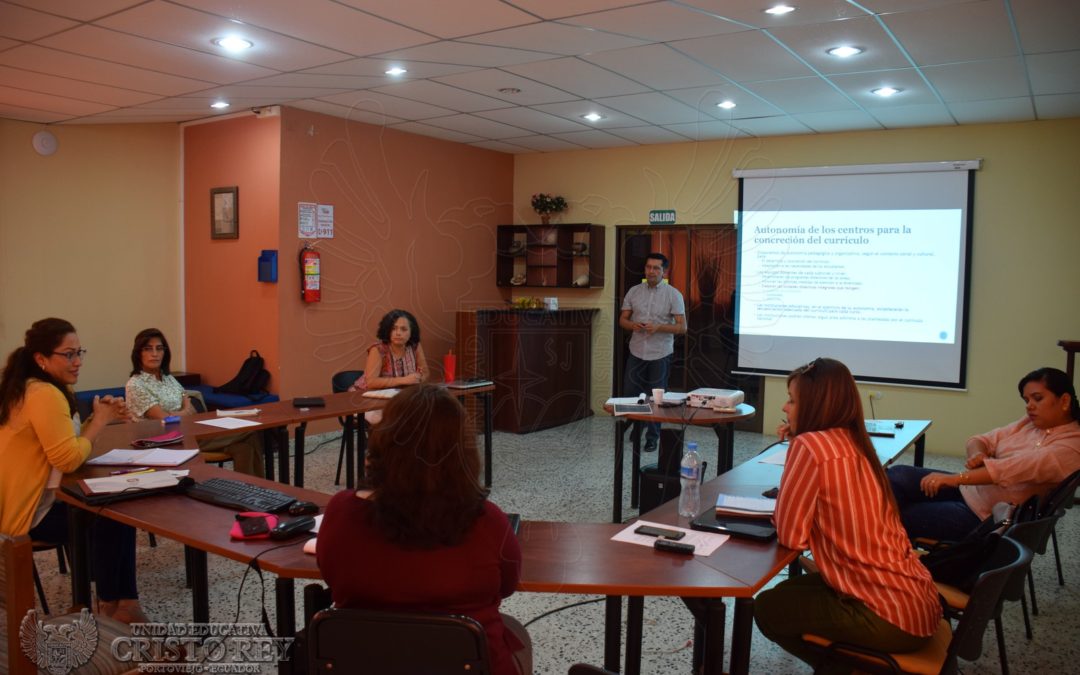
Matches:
[131,430,185,449]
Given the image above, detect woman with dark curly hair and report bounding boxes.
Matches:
[348,309,428,391]
[317,384,531,675]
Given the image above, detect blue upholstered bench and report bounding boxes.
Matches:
[75,385,278,419]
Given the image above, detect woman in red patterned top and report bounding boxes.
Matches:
[754,358,941,673]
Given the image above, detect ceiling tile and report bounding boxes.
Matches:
[379,41,557,68]
[0,44,211,95]
[672,29,816,83]
[421,113,530,138]
[338,0,538,39]
[0,84,115,115]
[0,100,68,122]
[882,1,1017,65]
[468,139,532,153]
[792,109,883,133]
[58,113,186,123]
[246,73,386,89]
[1009,0,1080,55]
[434,69,579,105]
[584,43,729,90]
[594,92,705,125]
[287,99,403,126]
[500,134,587,151]
[173,0,432,57]
[729,115,813,137]
[5,0,144,22]
[508,0,645,20]
[302,58,479,79]
[530,99,647,127]
[947,97,1035,125]
[1033,92,1080,119]
[374,79,510,112]
[662,119,747,141]
[474,106,590,134]
[0,2,78,41]
[607,125,693,145]
[318,89,456,120]
[39,26,276,83]
[923,58,1030,102]
[743,77,857,114]
[95,2,348,72]
[502,56,649,99]
[829,69,941,108]
[461,21,647,56]
[768,15,912,75]
[870,102,955,129]
[176,86,353,107]
[664,85,784,120]
[547,128,637,148]
[1026,50,1080,96]
[564,2,744,42]
[0,64,161,106]
[389,120,485,143]
[679,0,870,28]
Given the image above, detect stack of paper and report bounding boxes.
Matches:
[362,388,400,399]
[87,448,200,467]
[714,494,776,518]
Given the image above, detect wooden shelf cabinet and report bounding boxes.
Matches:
[497,223,604,288]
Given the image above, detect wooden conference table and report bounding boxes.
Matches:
[58,417,930,675]
[605,402,757,523]
[161,384,495,489]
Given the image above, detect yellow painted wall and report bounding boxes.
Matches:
[514,119,1080,455]
[0,119,182,389]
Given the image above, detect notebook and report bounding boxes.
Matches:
[87,448,200,467]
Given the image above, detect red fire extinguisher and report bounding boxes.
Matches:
[299,245,321,303]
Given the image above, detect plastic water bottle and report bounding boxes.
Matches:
[678,442,701,518]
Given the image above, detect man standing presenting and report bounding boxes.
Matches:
[619,252,686,452]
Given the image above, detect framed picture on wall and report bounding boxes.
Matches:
[211,186,239,239]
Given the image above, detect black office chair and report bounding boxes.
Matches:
[331,370,363,485]
[801,536,1032,675]
[306,607,490,674]
[1037,468,1080,591]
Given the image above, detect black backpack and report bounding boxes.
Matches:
[214,350,271,398]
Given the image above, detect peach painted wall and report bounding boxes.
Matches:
[183,116,281,390]
[276,107,511,403]
[0,119,181,390]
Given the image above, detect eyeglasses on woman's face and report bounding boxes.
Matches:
[52,348,87,363]
[141,344,166,353]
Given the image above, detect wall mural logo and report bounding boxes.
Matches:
[20,608,99,675]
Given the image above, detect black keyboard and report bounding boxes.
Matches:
[185,478,296,513]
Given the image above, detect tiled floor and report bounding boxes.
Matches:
[34,416,1080,673]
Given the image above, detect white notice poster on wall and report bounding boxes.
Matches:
[316,204,334,239]
[298,202,317,239]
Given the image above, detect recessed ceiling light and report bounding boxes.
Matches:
[872,86,902,97]
[582,112,605,122]
[764,4,796,15]
[827,46,863,58]
[212,36,252,52]
[498,87,522,95]
[716,100,737,110]
[385,67,407,76]
[210,101,230,109]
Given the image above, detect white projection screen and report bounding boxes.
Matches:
[734,160,978,389]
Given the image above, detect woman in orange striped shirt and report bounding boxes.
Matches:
[754,358,941,673]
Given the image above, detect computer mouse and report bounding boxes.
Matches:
[287,500,319,516]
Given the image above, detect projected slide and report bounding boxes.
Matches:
[738,210,961,344]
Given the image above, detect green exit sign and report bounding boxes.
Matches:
[648,209,676,225]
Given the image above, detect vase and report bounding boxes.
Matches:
[540,214,550,225]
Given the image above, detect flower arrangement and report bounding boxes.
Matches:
[531,193,567,216]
